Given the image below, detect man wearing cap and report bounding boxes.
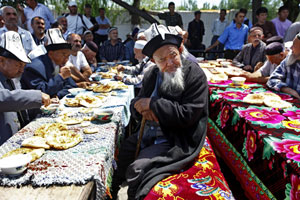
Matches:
[94,8,111,45]
[21,28,77,99]
[116,40,154,91]
[205,11,249,59]
[0,6,37,55]
[64,1,93,36]
[267,34,300,99]
[233,27,266,72]
[17,0,55,33]
[238,42,286,83]
[82,41,98,72]
[100,27,125,63]
[0,31,50,145]
[31,16,46,45]
[66,33,92,84]
[110,24,208,200]
[82,30,94,44]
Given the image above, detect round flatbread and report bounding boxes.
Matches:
[22,136,50,149]
[35,123,68,137]
[1,148,45,162]
[56,115,83,125]
[77,94,103,108]
[261,92,281,100]
[83,128,98,134]
[243,93,265,105]
[264,98,292,109]
[65,98,80,107]
[46,131,82,150]
[93,84,112,93]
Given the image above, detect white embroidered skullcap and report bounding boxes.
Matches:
[134,40,147,50]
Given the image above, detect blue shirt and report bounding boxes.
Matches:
[95,16,110,35]
[267,57,300,94]
[218,23,249,50]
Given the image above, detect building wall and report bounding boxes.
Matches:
[112,10,252,48]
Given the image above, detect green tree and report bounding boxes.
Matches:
[178,0,198,11]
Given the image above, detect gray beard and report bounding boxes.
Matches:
[160,66,185,95]
[286,53,300,66]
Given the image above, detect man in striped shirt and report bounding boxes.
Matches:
[99,27,125,62]
[267,34,300,99]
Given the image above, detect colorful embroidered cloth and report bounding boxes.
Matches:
[144,137,235,200]
[208,84,300,199]
[0,85,134,200]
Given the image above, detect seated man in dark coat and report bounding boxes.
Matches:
[111,24,208,200]
[21,28,77,99]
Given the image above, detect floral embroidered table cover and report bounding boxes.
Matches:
[208,81,300,199]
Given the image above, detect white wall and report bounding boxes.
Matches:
[112,10,252,47]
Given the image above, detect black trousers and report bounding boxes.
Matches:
[224,49,240,60]
[110,132,171,200]
[94,34,108,46]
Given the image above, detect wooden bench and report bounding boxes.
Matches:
[144,136,234,200]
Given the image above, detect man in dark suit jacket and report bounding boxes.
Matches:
[21,28,77,99]
[188,10,205,51]
[233,27,266,72]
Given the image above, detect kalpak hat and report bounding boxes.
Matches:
[143,23,182,58]
[45,28,71,51]
[0,31,31,63]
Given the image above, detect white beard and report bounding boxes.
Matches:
[160,67,185,95]
[286,53,300,66]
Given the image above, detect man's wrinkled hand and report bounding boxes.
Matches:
[59,66,71,79]
[134,98,151,114]
[41,92,50,107]
[76,82,91,88]
[141,110,158,123]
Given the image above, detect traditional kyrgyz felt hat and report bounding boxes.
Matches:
[134,40,147,50]
[143,23,182,58]
[45,28,71,51]
[265,42,284,56]
[266,36,283,45]
[0,31,31,63]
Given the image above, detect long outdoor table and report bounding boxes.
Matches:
[207,78,300,200]
[0,83,134,200]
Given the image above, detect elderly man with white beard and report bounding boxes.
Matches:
[110,24,208,200]
[267,33,300,99]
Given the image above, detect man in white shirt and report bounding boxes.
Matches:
[0,6,37,55]
[67,33,92,86]
[65,1,93,36]
[209,9,228,59]
[17,0,55,33]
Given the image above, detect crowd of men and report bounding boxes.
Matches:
[1,1,300,199]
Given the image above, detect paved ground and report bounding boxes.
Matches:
[117,182,128,200]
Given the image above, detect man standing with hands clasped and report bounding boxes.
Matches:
[0,31,50,145]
